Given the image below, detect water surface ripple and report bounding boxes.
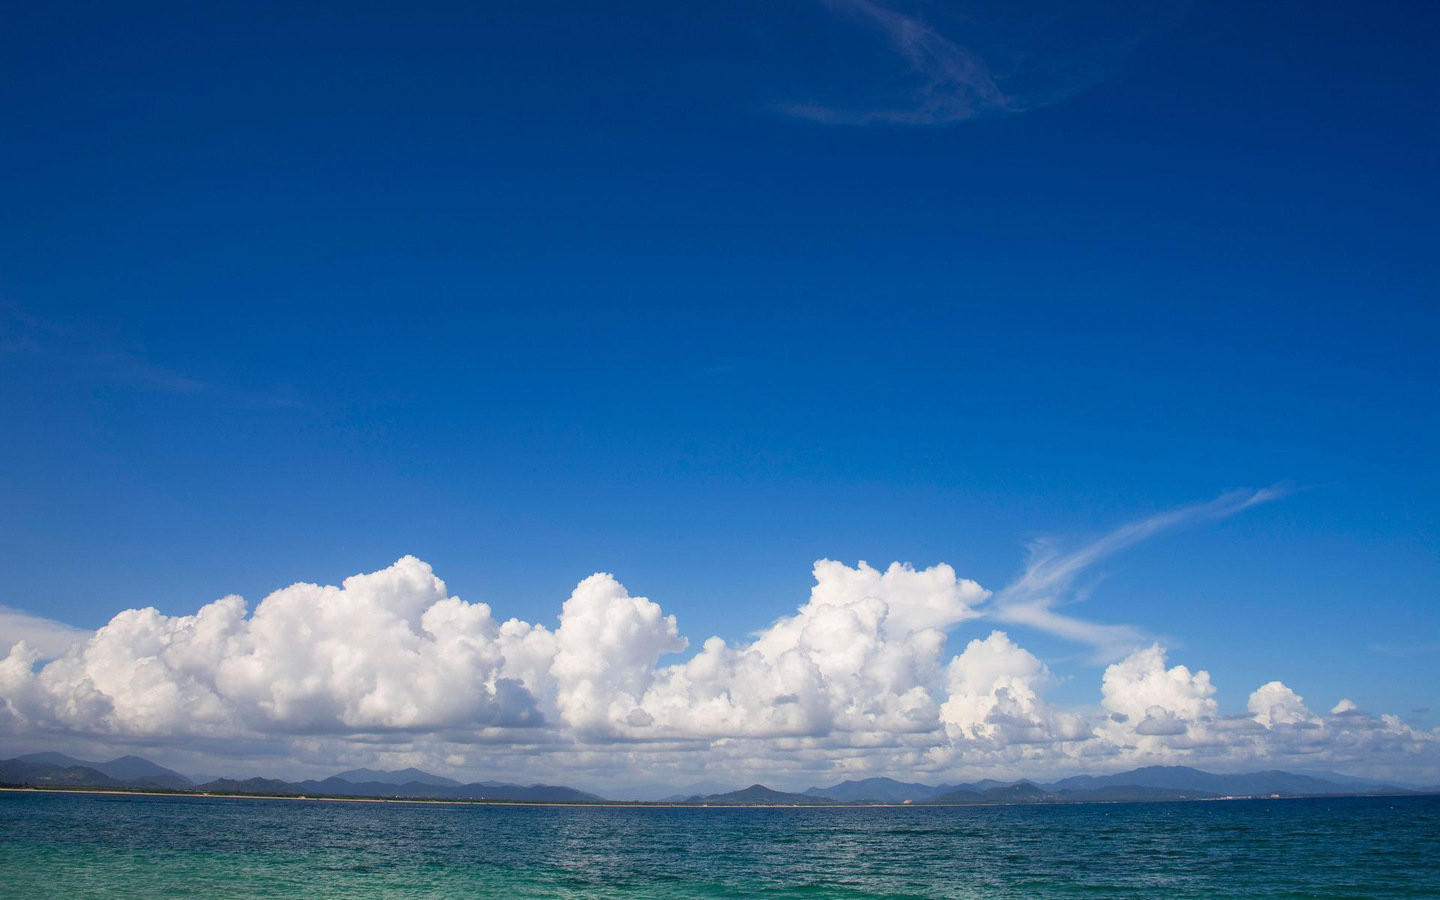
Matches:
[2,792,1437,898]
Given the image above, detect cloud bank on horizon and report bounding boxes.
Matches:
[1,494,1435,786]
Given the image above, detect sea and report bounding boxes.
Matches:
[1,791,1437,898]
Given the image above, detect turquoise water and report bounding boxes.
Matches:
[2,791,1437,898]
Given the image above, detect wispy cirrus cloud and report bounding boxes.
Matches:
[787,0,1010,125]
[791,0,1189,127]
[0,299,299,408]
[988,487,1288,661]
[1368,639,1440,657]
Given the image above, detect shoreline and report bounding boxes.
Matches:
[3,784,1433,810]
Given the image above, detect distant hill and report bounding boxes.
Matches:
[195,775,605,802]
[1043,766,1394,797]
[620,781,736,802]
[930,782,1048,805]
[299,778,602,802]
[332,767,460,787]
[198,777,298,795]
[456,783,603,803]
[14,752,192,789]
[945,779,1016,793]
[0,752,601,802]
[700,784,821,804]
[707,779,1228,806]
[12,752,92,769]
[713,766,1419,807]
[190,774,603,802]
[805,777,939,803]
[94,755,194,789]
[1293,770,1430,792]
[929,782,1218,805]
[2,753,1423,806]
[927,786,982,803]
[981,782,1050,803]
[1,758,123,788]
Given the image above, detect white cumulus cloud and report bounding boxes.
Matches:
[939,631,1088,746]
[0,557,541,738]
[1100,644,1218,747]
[0,553,1435,785]
[1102,644,1218,723]
[1248,681,1319,728]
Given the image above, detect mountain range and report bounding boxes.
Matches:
[2,753,1433,805]
[0,754,599,802]
[1,752,195,790]
[680,766,1434,805]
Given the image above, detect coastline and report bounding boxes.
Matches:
[3,784,1431,810]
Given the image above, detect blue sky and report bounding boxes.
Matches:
[0,1,1436,784]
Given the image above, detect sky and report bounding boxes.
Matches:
[0,0,1436,794]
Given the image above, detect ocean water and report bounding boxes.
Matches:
[1,791,1437,898]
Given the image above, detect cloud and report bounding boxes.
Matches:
[1367,639,1440,656]
[0,607,90,660]
[597,559,987,741]
[788,0,1008,125]
[1133,709,1188,737]
[1248,681,1319,728]
[1,300,207,395]
[989,487,1285,661]
[0,300,298,406]
[0,558,542,738]
[938,630,1089,747]
[1101,644,1217,736]
[0,550,1435,786]
[793,0,1190,126]
[551,573,687,736]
